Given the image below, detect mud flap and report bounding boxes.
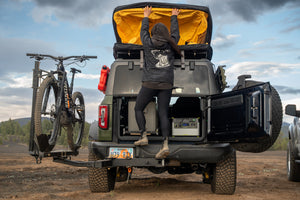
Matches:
[207,82,272,143]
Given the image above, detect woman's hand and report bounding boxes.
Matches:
[144,6,152,18]
[172,8,180,16]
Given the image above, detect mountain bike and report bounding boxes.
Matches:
[27,53,97,153]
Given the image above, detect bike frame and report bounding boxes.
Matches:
[48,61,78,145]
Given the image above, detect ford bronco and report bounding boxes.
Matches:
[28,2,283,195]
[87,2,283,195]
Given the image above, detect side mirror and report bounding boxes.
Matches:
[285,104,297,116]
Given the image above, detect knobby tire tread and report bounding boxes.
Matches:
[211,150,236,195]
[88,151,116,192]
[34,76,57,152]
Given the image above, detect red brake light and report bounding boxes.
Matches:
[99,105,109,129]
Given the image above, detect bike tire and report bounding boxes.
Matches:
[34,76,58,152]
[67,91,85,152]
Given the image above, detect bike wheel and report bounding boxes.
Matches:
[67,91,85,152]
[34,76,58,152]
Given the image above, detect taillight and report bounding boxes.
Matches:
[99,105,109,129]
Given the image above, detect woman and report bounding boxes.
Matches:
[134,6,181,159]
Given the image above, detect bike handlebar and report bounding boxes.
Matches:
[26,53,97,61]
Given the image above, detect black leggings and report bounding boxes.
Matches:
[135,86,172,139]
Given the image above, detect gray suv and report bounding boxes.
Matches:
[88,2,283,195]
[285,104,300,181]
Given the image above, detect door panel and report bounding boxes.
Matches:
[208,83,271,142]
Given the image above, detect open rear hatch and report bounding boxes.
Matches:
[112,2,213,60]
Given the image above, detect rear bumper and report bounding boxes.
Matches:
[89,141,233,167]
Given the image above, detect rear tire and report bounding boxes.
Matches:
[34,77,58,152]
[211,149,236,195]
[67,92,85,152]
[88,150,116,192]
[287,141,300,181]
[232,81,282,153]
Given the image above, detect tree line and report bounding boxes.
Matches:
[269,131,289,151]
[0,118,289,151]
[0,118,91,147]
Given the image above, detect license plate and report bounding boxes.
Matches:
[109,147,133,159]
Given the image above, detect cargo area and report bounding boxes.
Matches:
[117,96,204,140]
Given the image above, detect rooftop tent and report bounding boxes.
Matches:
[113,2,213,45]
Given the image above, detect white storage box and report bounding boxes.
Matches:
[172,118,200,136]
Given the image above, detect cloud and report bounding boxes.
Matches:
[253,38,276,46]
[0,37,58,76]
[0,73,32,88]
[274,43,300,52]
[226,61,300,83]
[281,24,300,33]
[237,49,255,58]
[0,36,62,92]
[237,38,300,58]
[30,0,181,27]
[187,0,300,24]
[283,97,300,108]
[221,0,299,22]
[279,8,300,33]
[0,87,32,121]
[274,85,300,95]
[227,0,298,22]
[76,73,99,80]
[212,34,240,49]
[16,0,299,29]
[0,103,32,122]
[76,87,103,102]
[282,97,300,123]
[31,0,110,26]
[0,87,32,103]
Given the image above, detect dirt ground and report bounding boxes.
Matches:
[0,143,299,200]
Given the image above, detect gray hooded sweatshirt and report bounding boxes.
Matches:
[140,16,180,88]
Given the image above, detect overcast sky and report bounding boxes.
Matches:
[0,0,299,123]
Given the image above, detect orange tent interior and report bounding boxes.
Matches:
[113,8,209,45]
